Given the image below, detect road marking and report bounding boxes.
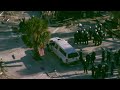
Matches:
[52,28,59,34]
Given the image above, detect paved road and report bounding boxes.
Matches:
[0,12,120,79]
[1,24,120,79]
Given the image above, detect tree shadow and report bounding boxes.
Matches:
[0,36,24,51]
[94,41,120,52]
[0,27,12,37]
[4,60,21,64]
[103,39,120,44]
[15,50,45,75]
[1,49,43,75]
[43,49,93,74]
[63,73,93,79]
[5,65,22,67]
[0,26,26,52]
[51,31,75,39]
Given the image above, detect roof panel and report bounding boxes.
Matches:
[50,37,76,54]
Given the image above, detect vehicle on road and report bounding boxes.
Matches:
[49,37,79,64]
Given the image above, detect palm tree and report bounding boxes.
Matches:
[19,17,51,59]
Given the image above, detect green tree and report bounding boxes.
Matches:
[19,17,51,59]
